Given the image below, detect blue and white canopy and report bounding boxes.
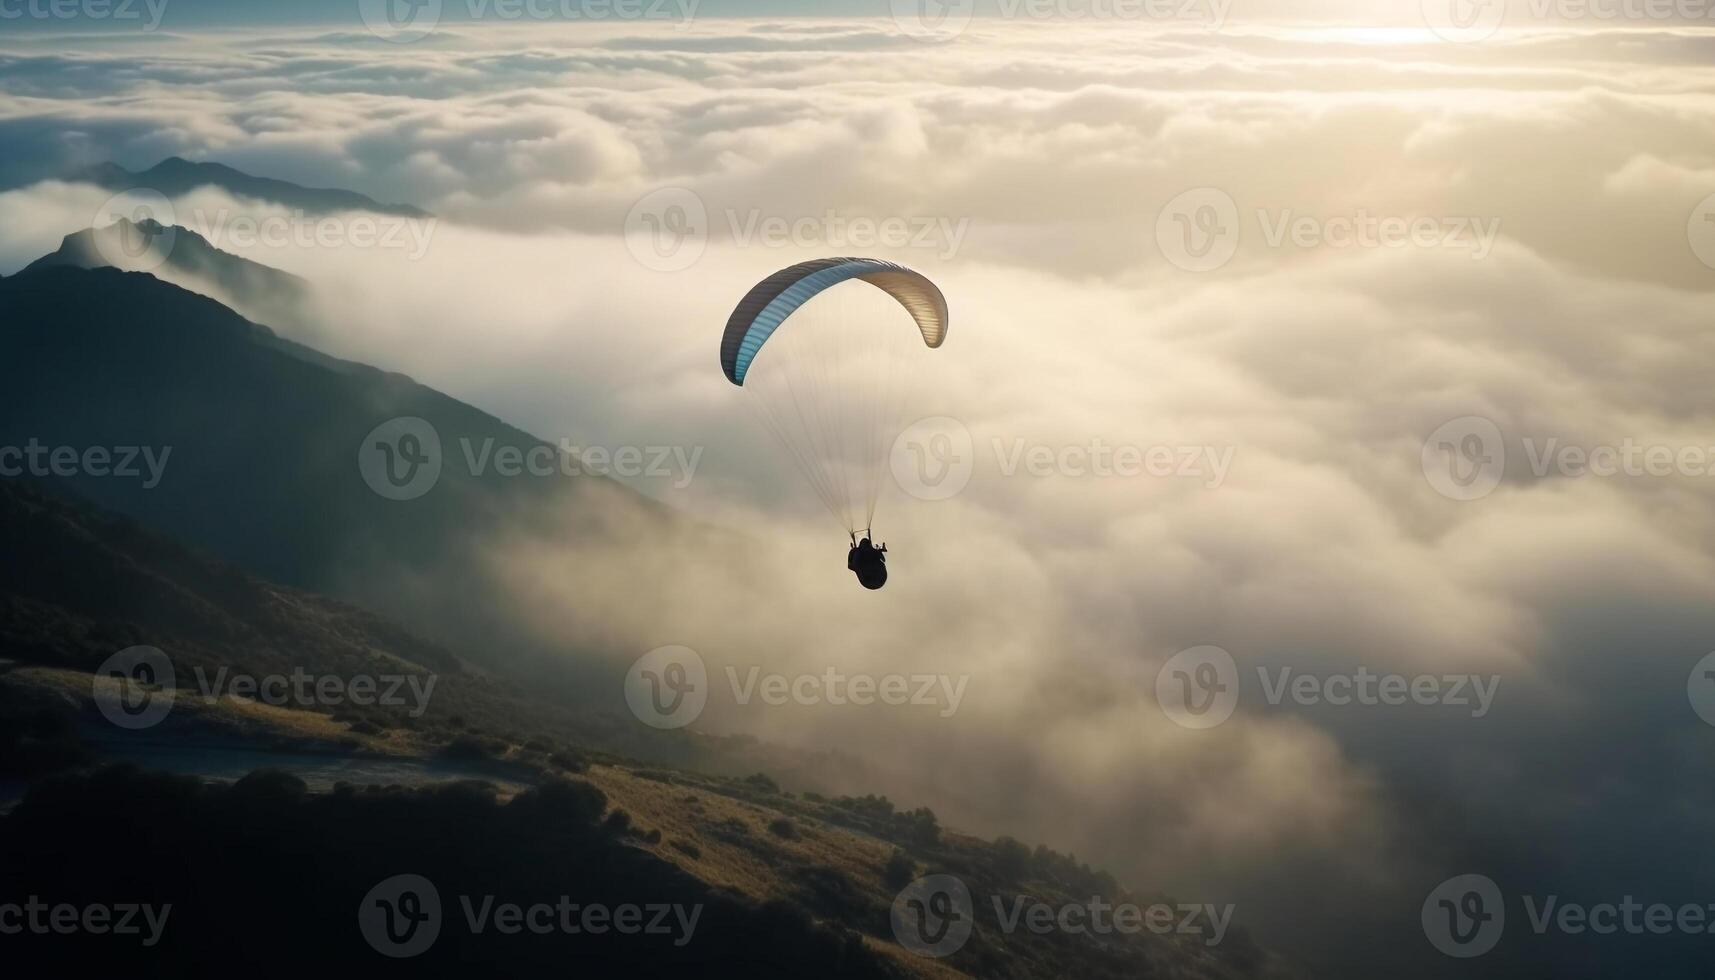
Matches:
[720,257,949,386]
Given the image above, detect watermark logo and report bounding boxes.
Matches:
[362,0,699,40]
[359,874,443,958]
[186,206,439,260]
[1000,0,1231,27]
[892,416,976,501]
[890,0,976,40]
[892,0,1231,38]
[1434,0,1715,37]
[358,0,443,41]
[726,666,969,718]
[91,189,178,273]
[1155,645,1240,730]
[359,417,703,499]
[1690,192,1715,271]
[625,645,708,729]
[1688,651,1715,727]
[1423,874,1505,957]
[360,874,700,954]
[891,874,974,957]
[626,187,708,272]
[359,417,443,501]
[1157,649,1501,729]
[192,666,437,717]
[1159,189,1502,271]
[1426,416,1715,500]
[892,420,1231,499]
[1156,188,1240,273]
[92,649,440,728]
[1422,416,1506,501]
[890,874,1233,957]
[626,649,967,727]
[624,187,970,270]
[93,645,176,730]
[1422,0,1507,42]
[1425,874,1715,957]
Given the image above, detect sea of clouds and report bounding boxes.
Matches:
[3,15,1714,976]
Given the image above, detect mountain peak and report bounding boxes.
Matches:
[147,157,243,180]
[75,157,431,219]
[23,217,310,327]
[87,214,169,240]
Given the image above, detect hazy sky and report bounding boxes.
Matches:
[3,13,1715,978]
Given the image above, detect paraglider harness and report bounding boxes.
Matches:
[847,530,889,591]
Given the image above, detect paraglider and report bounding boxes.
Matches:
[721,257,948,590]
[847,532,888,591]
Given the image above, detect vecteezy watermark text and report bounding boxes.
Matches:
[1425,0,1715,45]
[1155,646,1501,730]
[0,0,168,29]
[889,0,1232,41]
[358,416,702,501]
[89,191,440,272]
[358,0,700,42]
[359,874,701,958]
[193,666,437,718]
[727,210,970,260]
[889,417,1235,502]
[727,666,969,718]
[0,440,171,489]
[1422,415,1715,501]
[189,207,438,262]
[1423,873,1715,958]
[889,874,1234,958]
[0,898,171,946]
[623,646,970,729]
[993,437,1233,487]
[1156,188,1502,272]
[994,895,1234,946]
[625,188,970,271]
[460,437,701,488]
[92,646,439,729]
[1257,666,1499,717]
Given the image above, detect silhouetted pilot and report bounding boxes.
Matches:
[847,533,888,590]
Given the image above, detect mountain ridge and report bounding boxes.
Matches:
[0,264,668,684]
[74,156,432,219]
[23,216,312,327]
[0,475,1291,980]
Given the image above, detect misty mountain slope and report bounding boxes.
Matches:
[0,480,1291,980]
[0,476,519,745]
[0,476,821,778]
[0,266,670,670]
[0,474,460,672]
[23,216,311,328]
[75,156,431,217]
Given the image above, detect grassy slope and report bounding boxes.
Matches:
[0,260,1295,975]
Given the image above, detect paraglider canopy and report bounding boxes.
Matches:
[721,257,948,386]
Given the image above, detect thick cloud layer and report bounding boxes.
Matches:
[4,17,1715,978]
